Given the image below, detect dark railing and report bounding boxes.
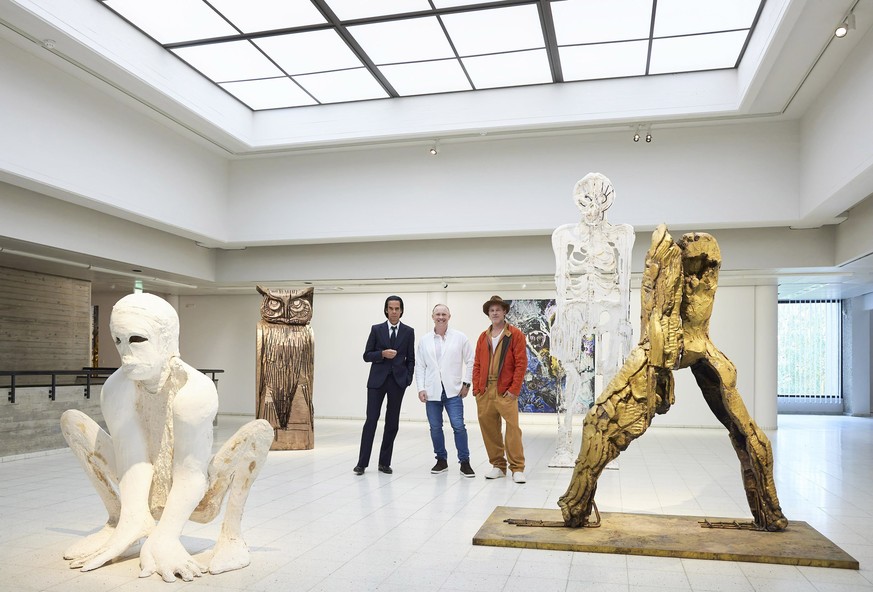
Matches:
[0,368,224,403]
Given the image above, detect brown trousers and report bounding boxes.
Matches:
[476,381,525,472]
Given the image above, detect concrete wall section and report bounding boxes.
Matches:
[0,266,90,374]
[0,386,104,458]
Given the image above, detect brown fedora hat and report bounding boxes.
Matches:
[482,295,510,315]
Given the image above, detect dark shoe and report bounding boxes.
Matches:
[431,458,449,474]
[353,466,365,475]
[378,465,393,474]
[460,461,475,478]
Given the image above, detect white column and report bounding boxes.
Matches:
[848,296,871,416]
[754,285,778,430]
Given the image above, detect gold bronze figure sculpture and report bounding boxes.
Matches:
[256,286,315,450]
[556,225,788,531]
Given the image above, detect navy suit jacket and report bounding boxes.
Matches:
[363,321,415,389]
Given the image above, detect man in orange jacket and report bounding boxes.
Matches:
[472,295,528,483]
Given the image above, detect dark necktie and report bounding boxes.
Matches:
[390,326,397,348]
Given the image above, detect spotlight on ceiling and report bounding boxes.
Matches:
[835,12,855,38]
[645,132,652,143]
[428,140,439,156]
[633,125,641,142]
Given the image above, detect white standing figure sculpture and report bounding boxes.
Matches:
[60,293,273,582]
[549,173,634,467]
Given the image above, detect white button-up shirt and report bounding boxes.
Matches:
[414,328,474,400]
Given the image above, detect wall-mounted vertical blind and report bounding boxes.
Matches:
[777,300,841,405]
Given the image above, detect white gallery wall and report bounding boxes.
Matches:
[173,283,777,432]
[226,121,802,246]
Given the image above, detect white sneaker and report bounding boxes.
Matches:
[485,467,506,479]
[512,471,526,483]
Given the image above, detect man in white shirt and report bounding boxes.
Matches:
[416,304,476,477]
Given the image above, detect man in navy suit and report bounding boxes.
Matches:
[354,295,415,475]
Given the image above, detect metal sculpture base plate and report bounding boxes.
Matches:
[472,507,858,569]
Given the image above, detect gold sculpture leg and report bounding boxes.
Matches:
[677,232,787,532]
[557,350,675,527]
[555,225,788,532]
[689,355,787,531]
[558,225,684,527]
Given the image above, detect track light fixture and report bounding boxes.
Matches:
[633,124,653,143]
[835,12,855,38]
[633,124,654,143]
[428,140,439,155]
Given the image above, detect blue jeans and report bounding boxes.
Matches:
[426,391,469,462]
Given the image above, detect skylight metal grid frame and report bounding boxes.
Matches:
[96,0,767,111]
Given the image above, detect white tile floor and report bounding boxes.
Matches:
[1,414,872,591]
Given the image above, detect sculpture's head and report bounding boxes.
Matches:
[110,293,180,382]
[573,173,614,225]
[256,286,314,325]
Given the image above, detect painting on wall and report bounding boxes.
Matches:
[506,299,563,413]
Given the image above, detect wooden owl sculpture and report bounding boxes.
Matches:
[256,286,315,450]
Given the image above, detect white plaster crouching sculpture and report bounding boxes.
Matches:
[549,173,634,467]
[60,293,273,582]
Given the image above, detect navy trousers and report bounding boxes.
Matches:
[357,375,406,467]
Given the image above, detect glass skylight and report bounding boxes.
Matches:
[207,0,326,33]
[551,0,653,45]
[221,78,317,109]
[462,49,551,89]
[253,30,364,75]
[97,0,766,111]
[440,5,544,56]
[380,60,472,95]
[295,69,390,103]
[348,17,456,64]
[172,41,284,82]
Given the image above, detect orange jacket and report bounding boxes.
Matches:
[472,323,527,396]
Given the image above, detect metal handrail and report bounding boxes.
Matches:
[0,368,224,403]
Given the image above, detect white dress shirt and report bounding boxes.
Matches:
[414,328,474,401]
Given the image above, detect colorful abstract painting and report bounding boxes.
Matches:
[506,299,562,413]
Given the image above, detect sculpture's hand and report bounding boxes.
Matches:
[73,513,154,571]
[139,535,207,583]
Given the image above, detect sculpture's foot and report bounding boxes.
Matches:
[559,500,601,528]
[64,524,115,561]
[548,449,575,468]
[208,536,250,575]
[758,511,789,532]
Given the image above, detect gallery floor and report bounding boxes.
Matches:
[1,413,871,592]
